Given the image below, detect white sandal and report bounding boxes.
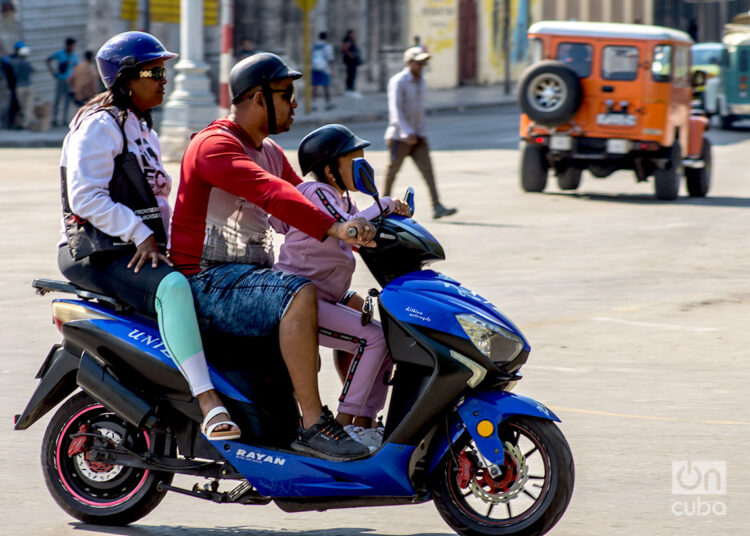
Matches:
[202,405,241,440]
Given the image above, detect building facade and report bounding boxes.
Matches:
[3,0,750,117]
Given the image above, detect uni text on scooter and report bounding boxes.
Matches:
[15,171,574,536]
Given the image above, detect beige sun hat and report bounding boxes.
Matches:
[403,46,430,63]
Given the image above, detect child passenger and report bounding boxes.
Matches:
[270,124,411,449]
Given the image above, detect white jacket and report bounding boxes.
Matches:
[59,108,172,247]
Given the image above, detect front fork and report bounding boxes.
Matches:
[427,390,560,475]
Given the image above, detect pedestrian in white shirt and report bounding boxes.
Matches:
[383,47,457,219]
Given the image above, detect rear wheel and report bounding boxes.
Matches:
[654,144,683,200]
[685,137,712,197]
[555,166,582,191]
[719,114,735,130]
[519,142,549,193]
[431,417,574,536]
[41,392,172,525]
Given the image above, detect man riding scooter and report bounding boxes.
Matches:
[169,53,377,461]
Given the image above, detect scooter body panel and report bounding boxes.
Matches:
[223,442,417,497]
[379,271,530,352]
[57,298,251,403]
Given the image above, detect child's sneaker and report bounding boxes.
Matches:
[356,426,384,450]
[344,424,379,452]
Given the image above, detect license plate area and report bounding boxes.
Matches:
[606,139,632,154]
[597,113,637,126]
[550,135,573,151]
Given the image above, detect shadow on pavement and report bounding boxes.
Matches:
[70,523,453,536]
[544,191,750,208]
[431,220,523,229]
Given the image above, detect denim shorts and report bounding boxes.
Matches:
[188,263,310,337]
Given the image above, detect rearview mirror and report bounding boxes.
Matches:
[352,158,379,197]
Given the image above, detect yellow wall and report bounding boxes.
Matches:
[409,0,458,88]
[478,0,540,85]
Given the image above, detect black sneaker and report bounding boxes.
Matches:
[291,407,371,461]
[433,203,457,219]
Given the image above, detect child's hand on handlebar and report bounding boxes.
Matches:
[391,198,412,216]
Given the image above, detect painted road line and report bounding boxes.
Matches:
[551,406,750,426]
[594,317,719,333]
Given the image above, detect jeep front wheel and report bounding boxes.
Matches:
[520,141,549,192]
[685,137,712,197]
[518,61,583,127]
[556,166,582,191]
[654,144,683,200]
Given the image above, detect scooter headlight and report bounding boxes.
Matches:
[456,314,524,364]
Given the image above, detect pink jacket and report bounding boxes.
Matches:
[271,182,394,302]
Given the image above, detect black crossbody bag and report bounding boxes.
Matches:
[61,110,167,261]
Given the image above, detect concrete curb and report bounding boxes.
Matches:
[0,96,519,148]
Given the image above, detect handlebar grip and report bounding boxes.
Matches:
[346,226,358,238]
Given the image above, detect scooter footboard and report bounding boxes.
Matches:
[427,390,559,474]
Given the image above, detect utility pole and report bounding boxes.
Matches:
[219,0,234,117]
[296,0,317,115]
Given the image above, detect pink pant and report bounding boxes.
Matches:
[317,299,393,419]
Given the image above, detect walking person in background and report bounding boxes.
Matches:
[47,37,78,126]
[341,29,361,98]
[58,31,241,442]
[1,41,34,129]
[311,32,334,111]
[236,38,257,61]
[68,50,99,106]
[383,47,457,219]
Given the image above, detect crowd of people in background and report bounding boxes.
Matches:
[1,36,100,130]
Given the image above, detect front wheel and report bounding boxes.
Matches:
[653,144,683,200]
[685,137,712,197]
[431,417,574,536]
[41,392,173,525]
[555,166,582,191]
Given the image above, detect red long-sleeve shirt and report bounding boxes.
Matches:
[170,119,335,275]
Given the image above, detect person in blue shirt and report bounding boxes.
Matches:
[47,37,79,126]
[0,41,34,129]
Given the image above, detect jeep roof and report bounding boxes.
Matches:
[528,21,692,43]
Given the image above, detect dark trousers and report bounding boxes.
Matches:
[58,245,173,316]
[345,62,357,91]
[383,137,440,206]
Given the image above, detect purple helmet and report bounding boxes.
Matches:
[96,31,177,89]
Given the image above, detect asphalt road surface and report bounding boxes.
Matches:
[1,107,749,535]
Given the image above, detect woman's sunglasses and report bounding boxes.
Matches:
[139,66,167,81]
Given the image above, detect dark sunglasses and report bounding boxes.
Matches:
[139,66,167,81]
[268,86,295,102]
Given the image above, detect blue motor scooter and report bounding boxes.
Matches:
[15,173,574,536]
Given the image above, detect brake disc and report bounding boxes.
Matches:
[469,441,530,504]
[74,427,124,482]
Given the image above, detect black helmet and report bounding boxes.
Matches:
[298,124,371,176]
[229,52,301,103]
[229,52,301,134]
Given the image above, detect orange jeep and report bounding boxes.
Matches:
[517,21,711,200]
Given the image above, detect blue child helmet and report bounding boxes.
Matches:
[96,31,177,89]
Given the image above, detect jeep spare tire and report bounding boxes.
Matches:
[518,60,583,127]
